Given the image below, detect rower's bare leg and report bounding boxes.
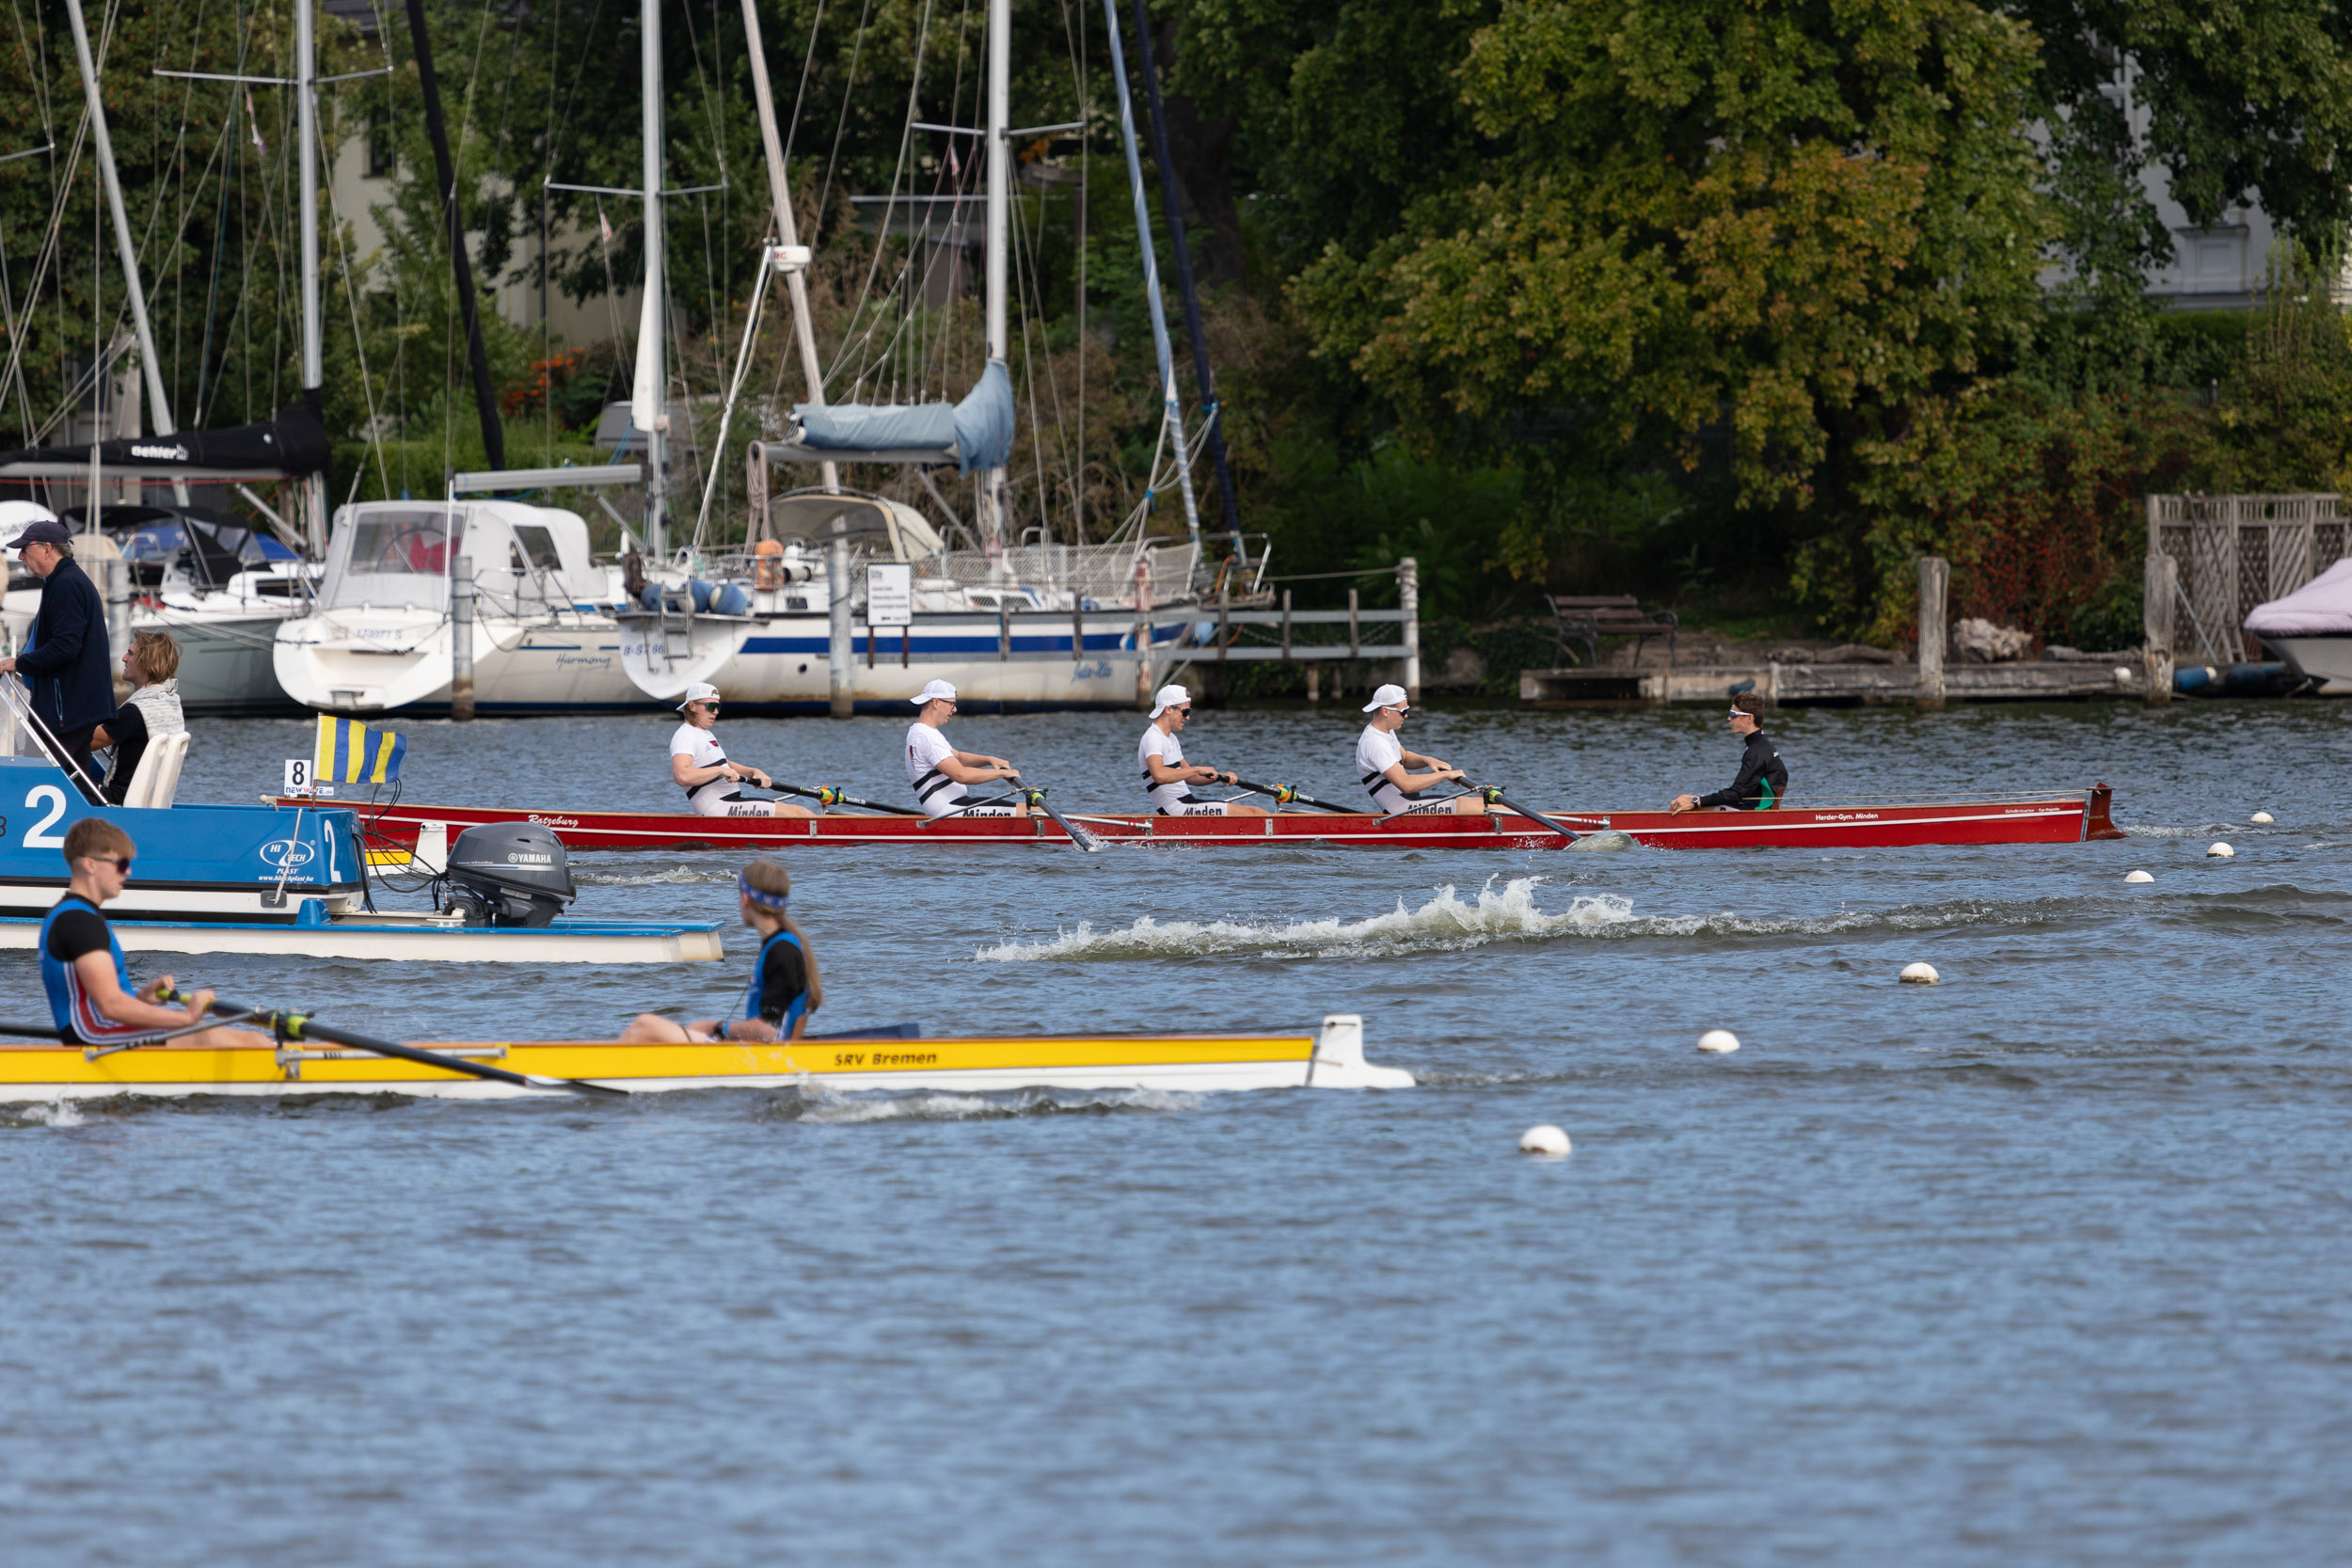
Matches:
[161,1023,277,1051]
[769,801,819,818]
[622,1012,694,1043]
[1452,793,1494,815]
[1225,801,1274,817]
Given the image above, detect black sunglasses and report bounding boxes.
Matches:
[88,856,133,873]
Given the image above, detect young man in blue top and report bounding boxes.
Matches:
[621,857,820,1042]
[40,817,268,1049]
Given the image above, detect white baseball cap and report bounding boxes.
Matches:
[913,679,959,705]
[1150,683,1191,719]
[1362,683,1408,714]
[675,682,722,709]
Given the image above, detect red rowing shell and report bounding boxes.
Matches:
[289,785,2125,851]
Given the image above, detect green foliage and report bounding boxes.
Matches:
[1803,380,2201,641]
[1288,0,2053,514]
[2199,245,2352,493]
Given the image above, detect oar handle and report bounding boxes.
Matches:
[1229,779,1362,815]
[770,780,922,816]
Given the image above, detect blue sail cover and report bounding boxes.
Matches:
[792,361,1014,474]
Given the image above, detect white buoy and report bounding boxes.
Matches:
[2251,812,2275,824]
[1899,962,1940,985]
[1697,1029,1740,1054]
[2208,841,2234,859]
[1518,1124,1570,1156]
[2124,870,2154,884]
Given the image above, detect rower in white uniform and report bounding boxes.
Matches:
[1138,684,1270,816]
[669,682,818,818]
[1355,683,1495,815]
[905,679,1031,817]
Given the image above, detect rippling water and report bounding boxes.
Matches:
[6,699,2350,1564]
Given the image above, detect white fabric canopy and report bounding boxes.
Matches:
[2245,557,2352,637]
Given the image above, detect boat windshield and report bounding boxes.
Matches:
[320,509,466,612]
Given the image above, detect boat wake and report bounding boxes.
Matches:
[978,878,2352,964]
[977,877,1637,962]
[770,1086,1200,1123]
[575,865,739,886]
[3,1095,87,1129]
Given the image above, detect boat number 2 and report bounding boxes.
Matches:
[23,784,68,847]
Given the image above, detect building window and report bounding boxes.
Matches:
[366,111,395,179]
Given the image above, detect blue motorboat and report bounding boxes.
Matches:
[0,753,365,924]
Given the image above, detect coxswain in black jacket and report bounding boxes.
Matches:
[1671,697,1787,813]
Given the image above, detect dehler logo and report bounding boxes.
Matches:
[129,443,190,461]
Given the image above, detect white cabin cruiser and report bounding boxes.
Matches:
[274,499,649,715]
[2245,557,2352,693]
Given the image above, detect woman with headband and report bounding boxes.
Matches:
[1669,693,1788,814]
[621,858,822,1042]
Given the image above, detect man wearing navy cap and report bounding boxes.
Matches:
[0,517,116,799]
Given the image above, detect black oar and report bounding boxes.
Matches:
[1469,784,1581,844]
[1227,778,1363,815]
[2,1010,259,1056]
[1021,785,1104,853]
[167,991,630,1097]
[755,780,924,816]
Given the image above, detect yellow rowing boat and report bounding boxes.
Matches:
[0,1014,1409,1100]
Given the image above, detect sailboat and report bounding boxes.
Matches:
[614,0,1219,711]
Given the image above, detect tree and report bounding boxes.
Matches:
[1288,0,2054,516]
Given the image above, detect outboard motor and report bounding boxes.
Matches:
[441,823,577,927]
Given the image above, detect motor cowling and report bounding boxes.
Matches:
[442,823,577,927]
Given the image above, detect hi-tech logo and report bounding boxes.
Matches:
[257,839,316,869]
[129,443,190,461]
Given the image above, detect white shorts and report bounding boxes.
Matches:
[691,789,817,818]
[1371,784,1452,816]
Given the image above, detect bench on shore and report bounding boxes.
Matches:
[1547,594,1678,670]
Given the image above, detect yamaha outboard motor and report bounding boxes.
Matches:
[441,823,577,927]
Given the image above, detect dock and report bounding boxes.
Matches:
[1521,659,2147,707]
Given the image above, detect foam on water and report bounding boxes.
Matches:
[977,876,1636,961]
[6,1095,87,1129]
[783,1086,1201,1123]
[576,865,739,886]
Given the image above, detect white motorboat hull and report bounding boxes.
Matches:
[2264,636,2352,692]
[276,613,658,714]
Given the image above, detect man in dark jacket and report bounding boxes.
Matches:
[1670,693,1788,813]
[1,518,117,799]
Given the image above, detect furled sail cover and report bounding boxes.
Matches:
[0,390,332,477]
[2244,557,2352,636]
[791,360,1014,474]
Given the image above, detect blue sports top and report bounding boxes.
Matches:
[40,894,153,1044]
[741,927,810,1034]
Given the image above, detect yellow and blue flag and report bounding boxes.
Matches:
[314,715,406,784]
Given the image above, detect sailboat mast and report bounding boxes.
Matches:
[405,0,506,471]
[634,0,668,557]
[63,0,187,506]
[1130,2,1241,560]
[739,0,837,495]
[1099,0,1200,550]
[979,0,1010,556]
[295,0,326,554]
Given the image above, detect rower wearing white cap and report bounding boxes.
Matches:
[670,682,818,818]
[905,679,1029,817]
[1355,683,1490,815]
[1138,685,1270,816]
